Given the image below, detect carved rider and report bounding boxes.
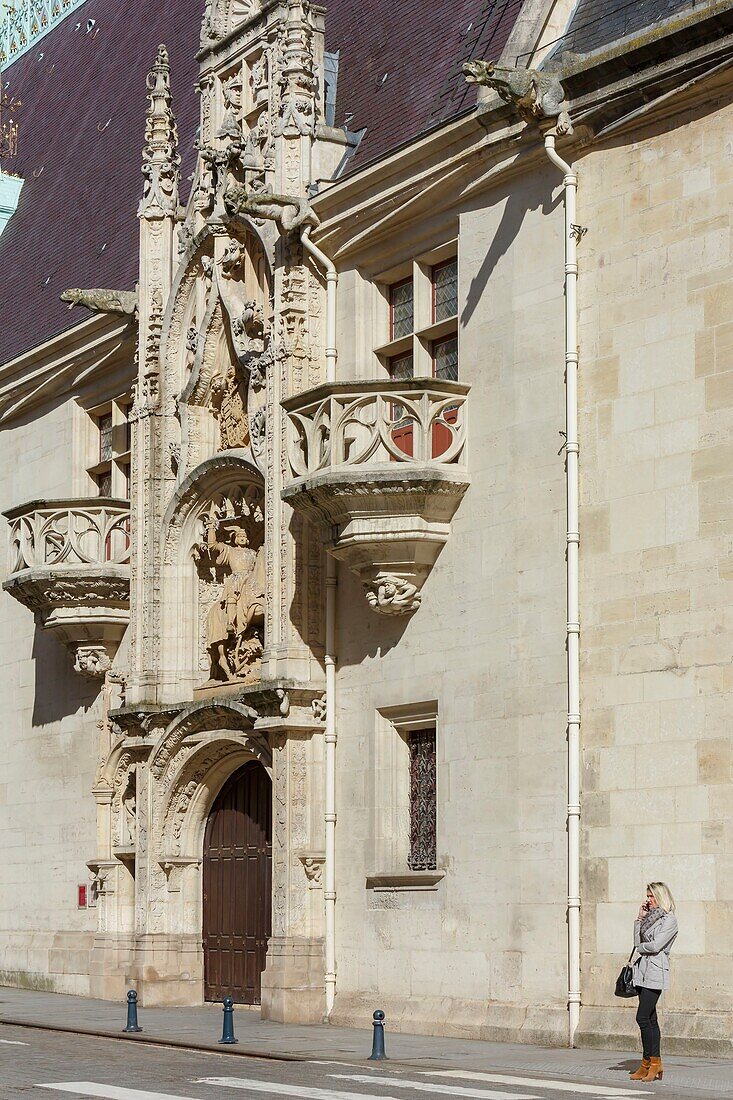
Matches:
[200,525,265,682]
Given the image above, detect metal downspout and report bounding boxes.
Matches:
[544,132,581,1047]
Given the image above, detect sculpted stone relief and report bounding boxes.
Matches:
[190,487,265,684]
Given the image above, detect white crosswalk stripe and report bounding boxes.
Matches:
[330,1074,534,1099]
[37,1084,201,1100]
[0,1038,28,1044]
[197,1078,532,1100]
[419,1070,648,1098]
[36,1070,650,1100]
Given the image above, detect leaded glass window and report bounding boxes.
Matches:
[98,412,113,462]
[433,335,458,382]
[96,470,112,497]
[433,259,458,322]
[408,728,436,871]
[390,279,414,340]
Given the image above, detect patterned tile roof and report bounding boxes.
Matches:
[0,0,202,367]
[0,0,525,366]
[327,0,524,172]
[550,0,697,58]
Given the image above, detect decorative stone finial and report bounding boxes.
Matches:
[463,60,572,135]
[139,44,180,219]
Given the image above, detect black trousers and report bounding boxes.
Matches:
[635,985,662,1058]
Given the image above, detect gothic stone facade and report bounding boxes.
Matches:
[1,0,733,1055]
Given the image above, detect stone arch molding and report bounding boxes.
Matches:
[158,222,272,484]
[136,701,272,933]
[151,700,271,859]
[162,451,264,567]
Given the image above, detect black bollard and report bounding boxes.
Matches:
[122,989,143,1033]
[219,995,238,1044]
[368,1009,387,1060]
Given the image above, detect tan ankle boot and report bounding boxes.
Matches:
[630,1058,651,1079]
[642,1057,663,1081]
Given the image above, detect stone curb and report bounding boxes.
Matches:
[0,1016,309,1062]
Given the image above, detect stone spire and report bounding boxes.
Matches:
[139,44,180,220]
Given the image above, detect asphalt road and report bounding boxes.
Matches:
[0,1024,723,1100]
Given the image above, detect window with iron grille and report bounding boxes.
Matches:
[408,728,436,871]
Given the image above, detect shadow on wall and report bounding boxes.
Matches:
[462,168,562,327]
[32,627,98,726]
[333,566,411,670]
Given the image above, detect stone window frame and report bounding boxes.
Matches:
[79,394,132,499]
[373,239,459,384]
[366,700,444,892]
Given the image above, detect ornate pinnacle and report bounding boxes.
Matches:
[139,44,180,219]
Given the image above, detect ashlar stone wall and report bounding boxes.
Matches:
[0,399,100,994]
[330,165,572,1044]
[577,94,733,1053]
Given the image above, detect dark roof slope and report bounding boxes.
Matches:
[326,0,524,172]
[557,0,695,56]
[0,0,526,365]
[0,0,201,366]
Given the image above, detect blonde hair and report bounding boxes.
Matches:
[648,881,676,913]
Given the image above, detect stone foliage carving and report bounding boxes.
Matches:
[190,487,265,684]
[139,45,180,218]
[463,60,573,135]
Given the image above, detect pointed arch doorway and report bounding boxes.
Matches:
[203,761,272,1004]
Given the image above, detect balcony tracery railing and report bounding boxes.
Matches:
[6,499,131,573]
[284,379,469,478]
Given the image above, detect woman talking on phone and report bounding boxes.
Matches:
[630,882,678,1083]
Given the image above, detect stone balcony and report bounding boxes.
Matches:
[3,498,130,676]
[282,379,470,615]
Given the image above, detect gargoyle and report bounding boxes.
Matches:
[61,288,139,316]
[463,60,572,135]
[224,183,320,233]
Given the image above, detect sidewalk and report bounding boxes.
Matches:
[1,986,732,1095]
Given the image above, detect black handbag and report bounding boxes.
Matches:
[615,948,637,998]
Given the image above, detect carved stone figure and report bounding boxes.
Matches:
[224,182,319,232]
[211,362,249,449]
[120,767,137,848]
[364,572,422,616]
[249,406,266,458]
[61,288,138,316]
[192,519,265,683]
[74,644,113,678]
[463,60,573,135]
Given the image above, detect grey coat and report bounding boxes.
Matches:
[632,910,678,991]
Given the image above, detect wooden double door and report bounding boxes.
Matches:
[203,761,272,1004]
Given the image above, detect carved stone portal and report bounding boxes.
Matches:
[191,487,265,685]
